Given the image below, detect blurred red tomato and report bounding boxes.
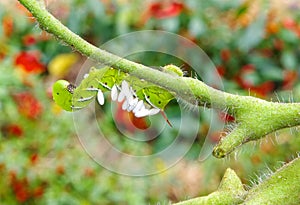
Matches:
[282,17,300,37]
[250,81,275,97]
[9,170,46,202]
[32,186,45,198]
[139,1,184,25]
[235,64,256,88]
[220,49,231,62]
[129,112,149,130]
[282,18,297,30]
[282,70,298,90]
[4,124,23,137]
[30,153,39,165]
[22,34,37,46]
[219,112,235,122]
[12,92,43,119]
[115,102,149,132]
[149,2,184,19]
[216,65,226,77]
[234,64,275,97]
[15,51,45,74]
[10,176,30,203]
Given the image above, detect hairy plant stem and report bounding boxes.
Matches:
[18,0,300,158]
[174,168,246,205]
[174,157,300,205]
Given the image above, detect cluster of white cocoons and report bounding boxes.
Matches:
[96,80,160,118]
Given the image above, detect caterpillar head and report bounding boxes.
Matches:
[52,80,76,111]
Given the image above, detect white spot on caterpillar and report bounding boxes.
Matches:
[71,106,84,110]
[77,96,94,102]
[85,87,99,91]
[83,74,89,79]
[97,90,105,105]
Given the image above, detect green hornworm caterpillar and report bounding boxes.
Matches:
[52,65,183,126]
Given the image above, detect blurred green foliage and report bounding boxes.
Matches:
[0,0,300,204]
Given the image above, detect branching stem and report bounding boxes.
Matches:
[18,0,300,158]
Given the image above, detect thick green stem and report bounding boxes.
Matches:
[175,157,300,205]
[18,0,300,158]
[244,157,300,204]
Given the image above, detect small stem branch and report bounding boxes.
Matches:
[213,126,248,158]
[214,100,300,158]
[174,168,246,205]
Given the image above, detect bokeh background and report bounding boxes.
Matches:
[0,0,300,204]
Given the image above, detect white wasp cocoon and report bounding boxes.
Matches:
[121,81,130,96]
[97,90,105,105]
[133,100,144,114]
[127,98,138,112]
[135,108,150,118]
[118,91,125,102]
[122,99,129,110]
[148,108,160,116]
[111,85,118,101]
